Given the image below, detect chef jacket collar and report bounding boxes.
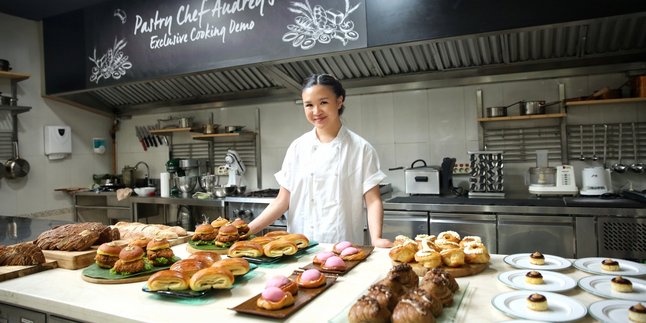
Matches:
[308,125,348,147]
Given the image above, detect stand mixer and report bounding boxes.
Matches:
[224,149,245,187]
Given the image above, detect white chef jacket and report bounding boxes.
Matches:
[275,125,386,244]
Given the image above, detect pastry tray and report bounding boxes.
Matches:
[299,246,374,275]
[229,270,337,319]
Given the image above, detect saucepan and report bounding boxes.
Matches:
[485,101,521,118]
[4,141,30,179]
[519,100,561,115]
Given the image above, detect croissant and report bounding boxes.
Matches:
[189,267,234,291]
[347,295,390,323]
[262,239,298,257]
[278,233,309,249]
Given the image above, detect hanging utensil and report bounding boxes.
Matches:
[612,124,627,173]
[603,124,608,169]
[5,141,30,179]
[579,125,586,161]
[591,125,598,161]
[630,123,644,173]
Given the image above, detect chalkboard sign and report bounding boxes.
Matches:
[76,0,367,88]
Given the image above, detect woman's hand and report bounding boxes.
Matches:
[371,238,393,248]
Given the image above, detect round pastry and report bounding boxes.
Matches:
[601,258,621,271]
[256,286,295,311]
[128,237,151,251]
[296,269,326,288]
[146,238,176,266]
[278,233,309,249]
[187,251,221,266]
[427,267,459,293]
[629,303,646,323]
[264,230,289,238]
[147,270,189,291]
[391,293,437,323]
[526,293,548,311]
[529,251,545,265]
[250,236,275,246]
[525,271,544,285]
[227,241,264,258]
[192,223,218,243]
[437,230,460,243]
[262,239,298,257]
[366,284,399,312]
[408,288,443,317]
[347,295,391,323]
[189,267,234,291]
[215,224,239,248]
[387,263,419,292]
[611,276,633,293]
[459,235,482,248]
[394,235,415,246]
[414,249,442,269]
[418,238,441,252]
[388,240,417,263]
[333,241,353,254]
[420,275,453,307]
[414,234,432,244]
[340,246,367,261]
[440,248,465,267]
[95,242,123,269]
[434,239,460,250]
[113,245,146,275]
[265,275,298,295]
[231,218,250,235]
[321,256,347,271]
[211,257,250,276]
[463,241,490,264]
[170,259,208,278]
[313,251,336,265]
[210,216,229,229]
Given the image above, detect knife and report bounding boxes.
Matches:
[149,125,162,146]
[140,125,152,149]
[146,126,158,147]
[135,126,147,151]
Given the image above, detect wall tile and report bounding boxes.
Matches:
[393,90,429,143]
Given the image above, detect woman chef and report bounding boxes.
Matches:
[247,74,393,248]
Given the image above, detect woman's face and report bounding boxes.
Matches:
[301,84,343,130]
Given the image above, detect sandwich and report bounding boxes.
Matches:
[215,224,239,248]
[94,242,123,269]
[191,223,218,245]
[146,238,176,266]
[112,245,150,275]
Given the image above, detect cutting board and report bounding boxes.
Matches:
[43,235,191,270]
[393,260,489,278]
[0,260,58,282]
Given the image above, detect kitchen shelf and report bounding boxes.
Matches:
[192,132,255,141]
[565,97,646,106]
[149,127,196,135]
[478,112,566,122]
[0,105,31,114]
[0,71,30,81]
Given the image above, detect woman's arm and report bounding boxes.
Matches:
[247,186,291,235]
[364,185,393,248]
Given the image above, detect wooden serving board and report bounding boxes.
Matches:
[392,260,489,278]
[0,260,58,282]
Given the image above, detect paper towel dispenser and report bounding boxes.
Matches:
[44,125,71,160]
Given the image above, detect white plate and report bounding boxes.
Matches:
[574,257,646,277]
[578,275,646,301]
[503,253,572,271]
[491,290,587,322]
[498,270,577,292]
[499,320,550,323]
[589,299,641,323]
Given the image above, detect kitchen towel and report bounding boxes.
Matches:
[160,172,170,197]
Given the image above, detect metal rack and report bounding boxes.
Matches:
[0,71,31,162]
[566,122,646,166]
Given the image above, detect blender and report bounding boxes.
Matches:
[579,167,612,196]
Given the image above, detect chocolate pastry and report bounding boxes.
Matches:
[420,276,453,307]
[347,295,390,323]
[629,303,646,323]
[366,283,399,312]
[392,294,437,323]
[375,276,405,300]
[407,288,443,317]
[427,268,459,293]
[526,293,548,311]
[387,263,419,292]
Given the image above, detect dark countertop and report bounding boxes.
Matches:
[386,195,645,208]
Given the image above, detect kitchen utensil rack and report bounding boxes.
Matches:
[566,122,646,168]
[0,71,31,162]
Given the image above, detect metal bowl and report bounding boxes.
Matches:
[213,186,227,198]
[224,185,237,195]
[199,174,218,192]
[175,176,197,194]
[235,185,246,195]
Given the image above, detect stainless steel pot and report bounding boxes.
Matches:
[485,106,507,118]
[519,100,560,115]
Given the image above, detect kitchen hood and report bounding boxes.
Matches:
[45,11,646,116]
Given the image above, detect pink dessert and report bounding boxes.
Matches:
[340,246,360,256]
[314,251,335,262]
[334,241,352,252]
[301,269,321,282]
[261,286,285,302]
[265,275,290,289]
[323,256,346,270]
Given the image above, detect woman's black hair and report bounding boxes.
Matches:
[301,74,346,115]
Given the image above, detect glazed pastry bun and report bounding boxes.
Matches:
[296,269,326,288]
[264,230,289,238]
[189,267,234,291]
[256,286,295,311]
[250,236,275,246]
[321,256,347,271]
[147,270,189,291]
[187,251,221,266]
[333,241,353,254]
[211,257,250,276]
[170,259,208,278]
[265,275,298,295]
[227,241,264,258]
[278,233,309,249]
[262,239,298,257]
[95,242,123,269]
[340,246,367,261]
[313,251,336,265]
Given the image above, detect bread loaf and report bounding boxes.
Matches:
[113,221,187,240]
[35,222,118,251]
[0,242,46,266]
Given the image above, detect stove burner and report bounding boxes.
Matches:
[245,189,279,198]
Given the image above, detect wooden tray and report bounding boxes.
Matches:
[0,260,58,282]
[392,260,489,278]
[230,270,337,319]
[300,246,374,275]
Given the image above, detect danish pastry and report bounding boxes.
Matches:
[256,287,295,311]
[265,275,298,295]
[227,241,264,258]
[629,303,646,323]
[170,259,207,278]
[189,267,234,291]
[437,230,460,243]
[340,246,367,261]
[440,248,465,267]
[296,268,327,288]
[414,249,442,269]
[147,270,189,291]
[262,239,298,257]
[321,256,347,271]
[250,236,275,246]
[211,257,250,276]
[278,233,309,249]
[388,240,417,263]
[347,295,391,323]
[601,258,620,271]
[463,241,490,264]
[529,251,545,265]
[526,293,548,311]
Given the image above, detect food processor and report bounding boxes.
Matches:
[528,150,578,196]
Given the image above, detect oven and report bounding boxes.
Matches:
[226,189,287,235]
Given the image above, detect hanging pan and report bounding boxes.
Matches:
[5,141,30,179]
